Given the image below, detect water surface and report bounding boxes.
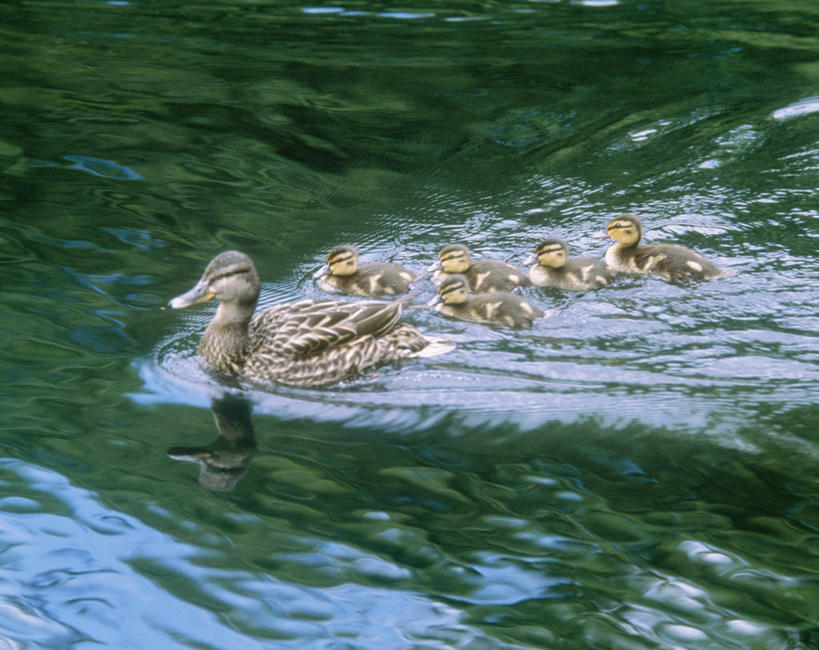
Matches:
[1,1,818,648]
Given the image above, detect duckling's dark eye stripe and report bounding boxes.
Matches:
[329,254,354,266]
[440,283,464,296]
[608,222,631,230]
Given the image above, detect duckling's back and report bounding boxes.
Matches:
[615,242,724,283]
[531,256,615,290]
[324,262,415,297]
[465,259,530,293]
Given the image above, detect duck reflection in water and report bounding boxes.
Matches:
[167,393,256,492]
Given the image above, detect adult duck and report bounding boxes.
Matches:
[169,251,452,387]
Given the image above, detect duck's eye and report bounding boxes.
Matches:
[212,268,248,282]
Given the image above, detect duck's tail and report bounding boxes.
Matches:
[413,335,456,358]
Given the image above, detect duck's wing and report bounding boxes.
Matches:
[251,299,403,357]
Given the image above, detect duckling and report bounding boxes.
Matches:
[169,251,453,388]
[527,238,616,290]
[428,274,542,329]
[430,243,530,293]
[605,214,726,282]
[313,245,416,297]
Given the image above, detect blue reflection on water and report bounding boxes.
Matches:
[26,156,142,180]
[62,156,142,180]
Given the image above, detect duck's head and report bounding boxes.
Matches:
[532,238,568,268]
[428,273,470,307]
[313,245,359,280]
[432,243,471,273]
[606,214,642,247]
[169,250,260,309]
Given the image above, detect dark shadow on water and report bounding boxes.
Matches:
[167,393,257,492]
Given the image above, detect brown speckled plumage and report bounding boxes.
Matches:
[170,251,449,387]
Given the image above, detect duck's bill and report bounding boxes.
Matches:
[425,260,441,273]
[169,281,214,309]
[312,264,330,279]
[425,294,442,307]
[523,253,537,265]
[591,230,609,240]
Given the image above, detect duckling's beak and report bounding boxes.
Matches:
[591,230,609,240]
[426,294,442,307]
[425,260,441,274]
[312,263,330,280]
[523,253,537,265]
[169,280,214,309]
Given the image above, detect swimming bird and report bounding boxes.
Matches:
[430,243,530,293]
[313,245,416,297]
[169,251,452,387]
[605,214,726,283]
[527,238,616,290]
[428,273,542,329]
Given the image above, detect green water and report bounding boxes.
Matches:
[1,1,818,648]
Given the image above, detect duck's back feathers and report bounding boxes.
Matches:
[242,298,431,386]
[249,299,403,358]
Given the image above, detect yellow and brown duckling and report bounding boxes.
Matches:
[605,214,726,283]
[527,238,616,290]
[170,251,452,388]
[430,243,530,293]
[313,245,416,297]
[428,273,542,329]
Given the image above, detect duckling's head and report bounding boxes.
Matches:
[534,238,568,268]
[170,250,260,309]
[434,273,471,305]
[606,214,642,247]
[314,245,359,279]
[436,244,471,273]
